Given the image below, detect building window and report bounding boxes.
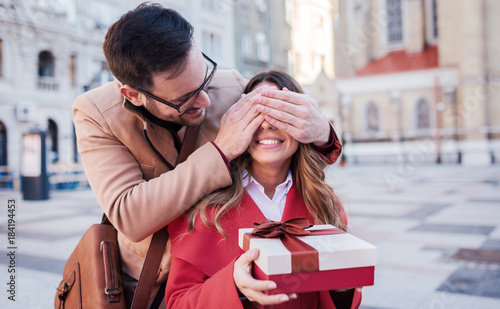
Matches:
[202,32,221,59]
[416,98,431,129]
[83,61,112,91]
[242,34,253,58]
[295,52,302,74]
[431,0,438,38]
[425,0,438,44]
[202,0,218,11]
[70,54,77,87]
[313,14,324,33]
[48,119,58,163]
[255,32,270,62]
[38,51,55,77]
[38,51,58,90]
[366,102,379,132]
[386,0,403,44]
[285,0,294,25]
[255,0,267,13]
[100,61,113,84]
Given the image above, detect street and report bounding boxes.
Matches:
[1,164,499,308]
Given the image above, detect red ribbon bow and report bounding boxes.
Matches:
[252,217,312,238]
[243,217,345,273]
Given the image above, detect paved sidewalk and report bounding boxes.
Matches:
[326,165,500,309]
[0,165,499,308]
[0,189,102,309]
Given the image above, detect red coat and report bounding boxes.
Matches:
[165,184,362,309]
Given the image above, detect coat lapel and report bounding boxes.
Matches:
[281,184,315,223]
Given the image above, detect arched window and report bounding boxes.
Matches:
[48,119,58,163]
[38,51,55,77]
[0,121,7,166]
[416,98,431,129]
[366,102,379,132]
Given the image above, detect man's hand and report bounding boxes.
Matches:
[255,87,331,146]
[213,86,266,161]
[233,249,296,305]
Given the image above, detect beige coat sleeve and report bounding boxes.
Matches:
[73,90,234,242]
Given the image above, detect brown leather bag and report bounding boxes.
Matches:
[55,221,125,309]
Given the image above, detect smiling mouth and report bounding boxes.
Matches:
[257,139,283,145]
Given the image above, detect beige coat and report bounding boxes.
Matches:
[73,70,247,307]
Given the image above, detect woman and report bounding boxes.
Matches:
[165,70,362,309]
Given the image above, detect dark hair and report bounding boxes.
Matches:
[103,3,194,91]
[188,69,346,236]
[243,69,305,95]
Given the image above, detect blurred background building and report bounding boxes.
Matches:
[331,0,500,166]
[0,0,498,191]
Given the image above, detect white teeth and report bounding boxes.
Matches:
[258,140,280,145]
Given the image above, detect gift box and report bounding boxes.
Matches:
[238,218,377,294]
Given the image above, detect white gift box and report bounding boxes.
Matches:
[238,224,377,294]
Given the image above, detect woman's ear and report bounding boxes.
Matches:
[120,85,144,107]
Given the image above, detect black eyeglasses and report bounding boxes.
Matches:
[136,52,217,113]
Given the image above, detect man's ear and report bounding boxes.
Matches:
[120,85,143,107]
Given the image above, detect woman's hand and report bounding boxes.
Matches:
[233,249,297,305]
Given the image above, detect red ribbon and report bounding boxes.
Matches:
[243,217,345,273]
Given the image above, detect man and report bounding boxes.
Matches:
[73,3,342,308]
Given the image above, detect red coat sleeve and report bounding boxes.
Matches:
[311,124,342,164]
[165,256,244,309]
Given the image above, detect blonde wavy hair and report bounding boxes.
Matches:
[188,70,346,236]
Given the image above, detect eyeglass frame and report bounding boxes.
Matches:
[135,52,217,113]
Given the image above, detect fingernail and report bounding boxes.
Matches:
[289,293,297,299]
[268,282,277,289]
[255,104,264,111]
[279,295,289,302]
[261,90,268,96]
[270,86,278,90]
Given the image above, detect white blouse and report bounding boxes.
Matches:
[242,169,293,221]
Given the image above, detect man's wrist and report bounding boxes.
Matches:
[312,124,335,150]
[312,122,333,147]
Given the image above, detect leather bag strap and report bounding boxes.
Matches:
[130,227,168,309]
[130,125,200,309]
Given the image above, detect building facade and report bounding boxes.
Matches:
[0,0,238,189]
[287,0,337,84]
[329,0,500,165]
[234,0,290,79]
[166,0,237,70]
[0,0,128,188]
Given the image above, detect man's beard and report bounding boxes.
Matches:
[145,100,207,127]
